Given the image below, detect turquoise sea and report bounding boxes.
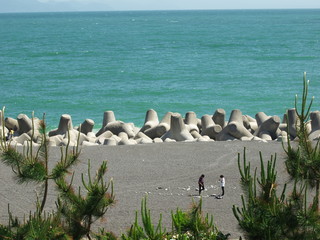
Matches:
[0,9,320,130]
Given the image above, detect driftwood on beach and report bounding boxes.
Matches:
[1,108,320,146]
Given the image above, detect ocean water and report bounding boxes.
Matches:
[0,9,320,130]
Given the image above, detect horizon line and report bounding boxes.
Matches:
[1,7,320,14]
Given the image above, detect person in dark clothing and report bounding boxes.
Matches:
[198,174,205,195]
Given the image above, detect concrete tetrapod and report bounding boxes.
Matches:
[216,109,253,141]
[77,119,95,135]
[103,138,118,146]
[17,114,41,141]
[184,111,199,132]
[49,114,73,137]
[227,110,254,141]
[118,132,137,145]
[0,112,10,139]
[191,129,211,142]
[212,108,226,129]
[96,130,114,145]
[242,115,251,132]
[0,111,4,138]
[253,115,281,140]
[105,121,135,138]
[17,114,32,135]
[201,114,222,140]
[279,114,288,134]
[144,112,172,139]
[229,109,244,123]
[96,111,116,136]
[60,130,90,147]
[309,111,320,140]
[48,135,63,146]
[139,109,159,133]
[229,122,254,140]
[95,131,119,146]
[161,113,194,142]
[5,117,19,133]
[243,115,258,133]
[134,132,153,144]
[5,106,318,145]
[255,112,269,127]
[94,111,135,138]
[14,133,31,145]
[285,108,298,139]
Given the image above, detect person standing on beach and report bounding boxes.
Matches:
[219,175,225,196]
[6,128,14,141]
[198,174,205,195]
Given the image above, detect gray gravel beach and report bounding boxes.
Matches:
[0,141,290,239]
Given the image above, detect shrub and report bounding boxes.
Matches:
[122,196,230,240]
[233,73,320,240]
[0,109,115,240]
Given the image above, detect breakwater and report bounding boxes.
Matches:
[2,108,320,146]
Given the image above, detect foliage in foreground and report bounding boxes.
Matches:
[121,196,230,240]
[55,159,115,240]
[0,109,115,240]
[284,72,320,208]
[233,73,320,240]
[233,148,320,240]
[0,206,70,240]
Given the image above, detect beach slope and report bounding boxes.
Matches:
[0,141,289,238]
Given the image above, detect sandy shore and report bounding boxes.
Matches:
[0,141,289,239]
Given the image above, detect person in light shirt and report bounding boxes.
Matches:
[219,175,225,196]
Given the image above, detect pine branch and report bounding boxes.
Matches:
[56,160,114,239]
[16,159,47,184]
[1,147,24,170]
[50,151,80,180]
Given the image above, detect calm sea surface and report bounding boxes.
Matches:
[0,9,319,130]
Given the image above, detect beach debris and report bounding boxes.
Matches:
[211,194,223,199]
[179,186,191,191]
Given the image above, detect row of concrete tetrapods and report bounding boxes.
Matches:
[1,108,320,146]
